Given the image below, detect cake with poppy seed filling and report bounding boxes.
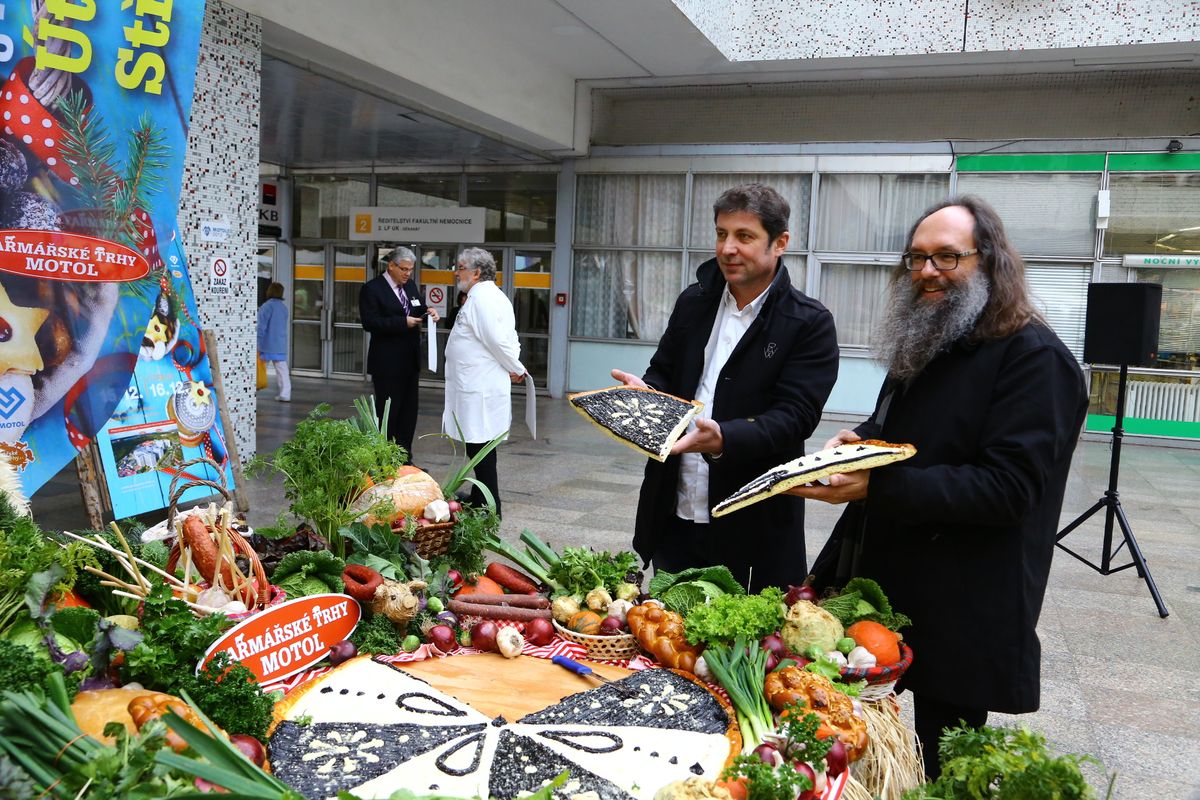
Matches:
[569,385,702,462]
[711,439,916,517]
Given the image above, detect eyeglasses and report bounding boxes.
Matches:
[454,265,475,273]
[901,249,978,271]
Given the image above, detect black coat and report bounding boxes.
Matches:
[635,257,840,590]
[360,275,424,378]
[824,322,1087,713]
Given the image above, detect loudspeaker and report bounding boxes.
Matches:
[1083,283,1162,366]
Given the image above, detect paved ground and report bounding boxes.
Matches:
[34,375,1200,798]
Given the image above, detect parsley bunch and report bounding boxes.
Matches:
[903,725,1104,799]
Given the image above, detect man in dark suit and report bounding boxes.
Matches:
[611,183,840,591]
[360,246,440,461]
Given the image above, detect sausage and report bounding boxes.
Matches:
[447,593,549,609]
[342,564,384,602]
[181,515,232,588]
[484,563,540,594]
[447,598,552,621]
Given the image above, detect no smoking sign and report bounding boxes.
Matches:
[209,256,231,295]
[427,285,447,316]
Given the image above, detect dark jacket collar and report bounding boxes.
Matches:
[695,256,791,309]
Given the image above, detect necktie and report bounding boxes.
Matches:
[397,285,410,315]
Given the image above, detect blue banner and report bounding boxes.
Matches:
[0,0,230,515]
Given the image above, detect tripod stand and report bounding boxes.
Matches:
[1056,365,1168,617]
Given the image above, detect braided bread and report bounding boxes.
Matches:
[626,604,703,672]
[764,666,869,761]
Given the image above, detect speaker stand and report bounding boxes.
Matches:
[1056,365,1168,618]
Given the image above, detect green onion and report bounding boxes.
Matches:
[703,636,776,751]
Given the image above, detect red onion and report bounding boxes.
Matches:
[763,652,779,673]
[428,624,457,653]
[784,584,818,605]
[792,761,818,800]
[447,500,463,514]
[229,734,266,767]
[598,616,625,635]
[752,742,782,767]
[760,633,788,660]
[327,640,357,665]
[524,617,555,646]
[825,740,848,778]
[471,620,499,652]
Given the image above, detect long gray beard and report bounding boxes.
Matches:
[873,270,991,383]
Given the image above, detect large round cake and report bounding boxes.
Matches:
[268,655,740,800]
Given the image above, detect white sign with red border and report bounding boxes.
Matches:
[209,256,231,295]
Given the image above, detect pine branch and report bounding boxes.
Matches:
[119,113,168,225]
[53,90,120,232]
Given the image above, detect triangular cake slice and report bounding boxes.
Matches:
[568,385,702,462]
[488,728,635,800]
[711,439,917,518]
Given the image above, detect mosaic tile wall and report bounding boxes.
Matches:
[671,0,1200,60]
[180,0,262,461]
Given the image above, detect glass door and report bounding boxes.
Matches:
[290,244,370,378]
[510,249,551,386]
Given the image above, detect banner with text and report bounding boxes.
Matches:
[0,2,234,515]
[350,206,485,242]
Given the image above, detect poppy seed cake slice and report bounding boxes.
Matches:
[711,439,917,517]
[569,385,703,462]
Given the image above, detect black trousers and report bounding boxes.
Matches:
[372,371,419,462]
[650,515,715,574]
[912,693,988,780]
[464,441,501,519]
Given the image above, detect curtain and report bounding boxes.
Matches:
[571,250,681,340]
[956,173,1098,258]
[819,262,891,348]
[1026,264,1090,360]
[1105,173,1200,256]
[815,174,949,252]
[575,174,684,246]
[689,173,812,249]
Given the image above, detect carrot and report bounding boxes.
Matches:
[714,777,748,800]
[448,598,552,621]
[445,593,549,609]
[485,562,539,594]
[455,575,506,596]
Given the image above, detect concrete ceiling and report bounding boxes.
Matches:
[249,0,1200,169]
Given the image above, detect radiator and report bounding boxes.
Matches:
[1126,380,1200,422]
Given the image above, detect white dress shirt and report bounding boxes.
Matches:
[675,283,770,523]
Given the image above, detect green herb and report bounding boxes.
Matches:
[248,403,406,558]
[270,549,346,598]
[702,636,776,749]
[548,546,639,597]
[350,612,404,655]
[120,583,233,696]
[0,640,61,694]
[433,503,497,578]
[902,724,1107,800]
[177,653,276,741]
[819,577,911,631]
[0,494,82,633]
[685,587,784,647]
[722,755,810,800]
[776,708,834,765]
[648,566,746,615]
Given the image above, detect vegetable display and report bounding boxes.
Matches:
[649,565,745,615]
[270,549,346,598]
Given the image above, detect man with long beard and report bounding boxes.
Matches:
[792,197,1088,778]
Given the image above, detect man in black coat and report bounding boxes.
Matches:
[795,197,1088,779]
[612,183,840,591]
[359,247,439,461]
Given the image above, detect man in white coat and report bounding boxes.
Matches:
[443,247,527,518]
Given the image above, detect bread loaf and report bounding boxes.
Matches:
[353,466,444,524]
[764,666,869,761]
[626,604,703,673]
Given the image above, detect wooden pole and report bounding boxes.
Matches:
[74,443,108,529]
[202,329,250,512]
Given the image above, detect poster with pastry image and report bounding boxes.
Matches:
[0,2,234,513]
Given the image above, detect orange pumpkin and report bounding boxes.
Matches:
[567,610,603,635]
[846,620,902,665]
[455,575,506,597]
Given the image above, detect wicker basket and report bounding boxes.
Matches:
[552,620,639,661]
[840,642,914,702]
[409,521,455,559]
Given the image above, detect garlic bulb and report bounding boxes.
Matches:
[423,499,451,523]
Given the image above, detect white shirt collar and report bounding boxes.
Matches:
[722,281,770,316]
